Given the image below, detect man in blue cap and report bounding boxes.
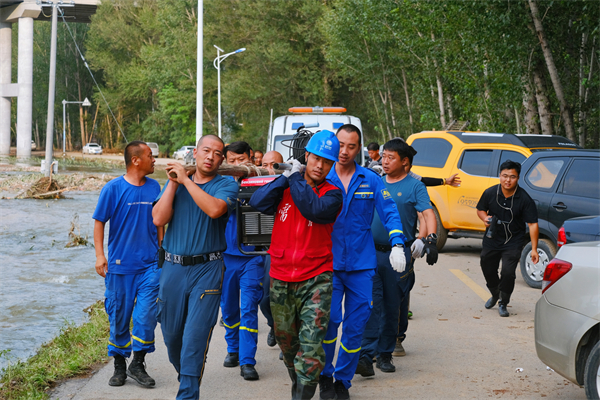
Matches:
[320,124,407,400]
[250,130,343,400]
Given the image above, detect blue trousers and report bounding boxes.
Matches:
[322,269,375,389]
[221,254,264,365]
[157,259,224,400]
[104,268,160,358]
[259,255,274,328]
[361,249,414,361]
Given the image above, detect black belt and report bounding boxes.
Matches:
[164,250,222,266]
[375,244,392,252]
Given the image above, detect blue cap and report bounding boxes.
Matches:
[305,130,340,162]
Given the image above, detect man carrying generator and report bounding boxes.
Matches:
[321,124,407,400]
[220,141,265,381]
[250,130,343,400]
[93,141,163,388]
[152,135,238,399]
[357,139,438,377]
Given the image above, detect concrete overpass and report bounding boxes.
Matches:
[0,0,99,158]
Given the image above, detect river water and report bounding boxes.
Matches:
[0,159,167,371]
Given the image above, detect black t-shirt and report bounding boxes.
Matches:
[476,184,538,249]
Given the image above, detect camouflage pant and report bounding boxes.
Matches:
[270,272,333,386]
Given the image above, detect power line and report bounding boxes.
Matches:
[58,6,128,143]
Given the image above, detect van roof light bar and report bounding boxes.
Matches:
[289,106,347,114]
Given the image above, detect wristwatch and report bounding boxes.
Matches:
[427,233,438,241]
[393,243,404,248]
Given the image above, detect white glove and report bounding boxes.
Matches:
[410,239,425,259]
[283,159,303,178]
[389,245,406,273]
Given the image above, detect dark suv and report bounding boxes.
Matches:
[518,150,600,288]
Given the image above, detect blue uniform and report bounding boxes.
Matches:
[361,175,431,361]
[221,204,264,366]
[155,175,238,400]
[92,176,161,358]
[322,162,406,389]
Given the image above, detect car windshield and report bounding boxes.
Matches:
[88,144,99,147]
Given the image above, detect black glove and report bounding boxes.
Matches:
[423,236,438,265]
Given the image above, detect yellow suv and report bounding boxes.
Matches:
[406,131,580,250]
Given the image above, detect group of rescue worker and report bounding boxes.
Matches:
[93,122,539,400]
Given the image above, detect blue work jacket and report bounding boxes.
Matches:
[327,162,407,272]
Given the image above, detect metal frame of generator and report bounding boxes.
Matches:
[236,176,277,255]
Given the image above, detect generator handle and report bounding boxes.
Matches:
[272,162,291,171]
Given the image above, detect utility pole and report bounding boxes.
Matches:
[42,3,57,176]
[196,0,203,145]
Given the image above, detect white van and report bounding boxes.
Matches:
[267,107,364,165]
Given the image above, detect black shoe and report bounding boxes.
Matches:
[267,327,277,347]
[240,364,259,380]
[294,382,317,400]
[498,303,509,317]
[485,295,499,309]
[108,354,127,386]
[224,352,239,367]
[287,368,298,397]
[334,380,350,400]
[355,357,374,377]
[126,351,155,388]
[219,317,225,327]
[279,351,284,361]
[376,353,396,373]
[319,375,336,400]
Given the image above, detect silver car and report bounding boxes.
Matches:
[83,143,103,155]
[535,241,600,399]
[172,145,195,160]
[146,142,159,157]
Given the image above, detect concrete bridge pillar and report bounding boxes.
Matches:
[16,16,34,159]
[0,22,12,156]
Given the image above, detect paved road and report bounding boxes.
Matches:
[49,238,584,399]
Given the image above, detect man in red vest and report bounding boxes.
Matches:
[250,130,343,400]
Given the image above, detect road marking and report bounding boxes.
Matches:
[449,269,489,301]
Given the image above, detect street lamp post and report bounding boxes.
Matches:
[213,45,245,139]
[62,97,91,155]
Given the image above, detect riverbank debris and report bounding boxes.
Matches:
[66,214,89,247]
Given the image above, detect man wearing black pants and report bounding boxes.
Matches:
[476,160,539,317]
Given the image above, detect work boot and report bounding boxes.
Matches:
[219,317,225,327]
[334,380,350,400]
[392,338,406,357]
[287,368,298,397]
[240,364,259,380]
[498,292,510,317]
[127,351,155,388]
[355,357,374,377]
[108,354,127,386]
[267,327,277,347]
[293,382,317,400]
[224,352,239,367]
[279,351,284,361]
[319,375,336,400]
[485,287,500,309]
[376,353,396,373]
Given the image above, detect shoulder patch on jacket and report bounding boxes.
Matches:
[381,189,391,200]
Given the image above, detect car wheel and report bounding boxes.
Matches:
[519,238,556,289]
[585,340,600,400]
[432,206,448,251]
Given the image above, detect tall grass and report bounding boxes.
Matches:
[0,301,110,400]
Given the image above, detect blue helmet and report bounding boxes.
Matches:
[305,130,340,162]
